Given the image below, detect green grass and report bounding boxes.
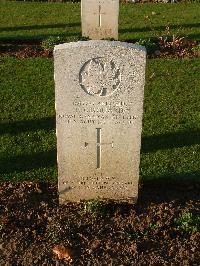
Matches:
[0,2,200,42]
[0,58,56,182]
[0,57,199,182]
[141,58,200,181]
[174,212,200,233]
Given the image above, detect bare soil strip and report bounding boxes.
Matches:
[0,181,199,265]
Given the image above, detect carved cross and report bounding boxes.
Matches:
[85,128,114,169]
[94,4,106,27]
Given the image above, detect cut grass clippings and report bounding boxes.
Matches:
[0,57,199,182]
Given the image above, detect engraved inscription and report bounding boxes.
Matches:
[86,28,114,39]
[63,175,133,191]
[79,57,121,97]
[57,100,137,125]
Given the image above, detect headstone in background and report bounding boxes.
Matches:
[54,40,146,203]
[81,0,119,40]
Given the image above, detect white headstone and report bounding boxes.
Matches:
[81,0,119,40]
[54,40,146,203]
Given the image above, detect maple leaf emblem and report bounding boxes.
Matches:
[80,57,121,97]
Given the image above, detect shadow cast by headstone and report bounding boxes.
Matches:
[135,173,200,213]
[104,172,200,216]
[119,22,200,35]
[186,33,200,40]
[0,32,81,43]
[0,116,55,135]
[0,22,81,32]
[0,116,55,175]
[2,119,200,151]
[120,27,151,34]
[0,150,56,174]
[141,129,200,153]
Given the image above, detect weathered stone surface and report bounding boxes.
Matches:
[54,40,146,203]
[81,0,119,40]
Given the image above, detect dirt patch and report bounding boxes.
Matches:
[151,38,199,59]
[0,181,199,265]
[0,44,52,59]
[0,39,199,59]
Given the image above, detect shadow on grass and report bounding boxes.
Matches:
[0,22,81,32]
[186,33,200,40]
[1,22,198,33]
[0,116,55,135]
[1,22,199,43]
[0,32,82,43]
[141,171,200,184]
[142,129,200,153]
[1,118,200,151]
[119,22,200,34]
[0,118,199,176]
[0,149,56,174]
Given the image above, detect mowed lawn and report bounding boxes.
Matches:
[0,58,199,182]
[0,2,200,42]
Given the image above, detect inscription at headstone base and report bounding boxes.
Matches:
[54,40,146,203]
[81,0,119,40]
